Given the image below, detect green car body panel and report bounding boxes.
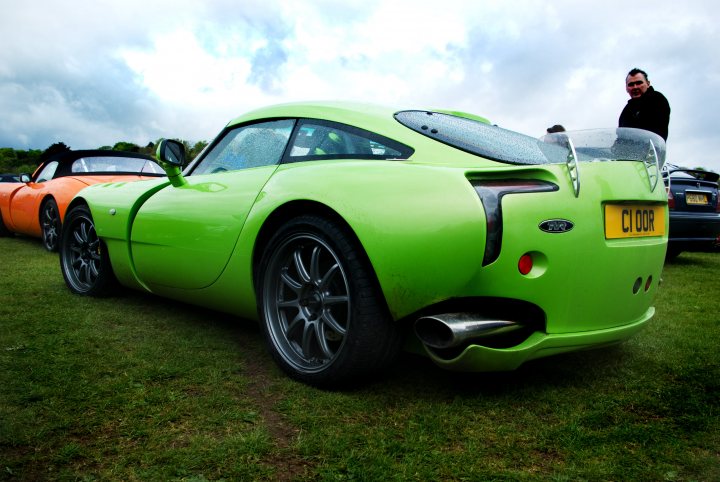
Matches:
[67,101,668,373]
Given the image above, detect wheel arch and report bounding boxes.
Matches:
[39,194,58,219]
[251,200,390,314]
[66,196,90,214]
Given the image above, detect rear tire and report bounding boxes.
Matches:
[665,247,682,261]
[256,215,400,387]
[60,204,116,296]
[41,198,61,252]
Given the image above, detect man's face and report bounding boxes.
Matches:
[626,73,650,99]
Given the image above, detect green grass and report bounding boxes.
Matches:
[1,235,718,481]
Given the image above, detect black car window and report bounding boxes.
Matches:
[193,119,294,175]
[35,161,59,182]
[287,120,412,162]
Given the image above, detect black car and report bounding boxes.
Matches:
[664,164,720,259]
[0,173,20,182]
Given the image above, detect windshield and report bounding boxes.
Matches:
[70,156,164,175]
[395,110,666,168]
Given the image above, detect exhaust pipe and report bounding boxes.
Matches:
[414,313,521,349]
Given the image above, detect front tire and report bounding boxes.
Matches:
[0,210,12,237]
[41,198,61,252]
[60,204,116,296]
[256,215,399,387]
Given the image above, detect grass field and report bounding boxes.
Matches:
[1,235,718,481]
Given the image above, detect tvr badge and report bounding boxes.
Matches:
[539,219,574,233]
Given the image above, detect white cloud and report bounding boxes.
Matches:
[1,0,719,172]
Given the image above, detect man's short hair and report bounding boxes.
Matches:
[627,68,648,81]
[546,124,566,133]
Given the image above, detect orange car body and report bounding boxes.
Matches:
[0,150,164,248]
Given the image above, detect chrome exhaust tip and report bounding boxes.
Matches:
[414,313,521,349]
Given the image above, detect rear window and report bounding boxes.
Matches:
[395,110,666,167]
[395,110,553,165]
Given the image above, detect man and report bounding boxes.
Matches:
[618,68,670,140]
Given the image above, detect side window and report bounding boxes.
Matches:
[289,121,412,161]
[193,119,294,175]
[35,161,59,182]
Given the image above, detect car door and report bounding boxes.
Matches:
[7,161,58,233]
[130,119,294,290]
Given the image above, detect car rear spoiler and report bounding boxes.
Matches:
[664,167,719,183]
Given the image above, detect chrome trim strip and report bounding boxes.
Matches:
[566,138,580,197]
[646,139,660,192]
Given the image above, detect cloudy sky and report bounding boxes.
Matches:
[1,0,719,171]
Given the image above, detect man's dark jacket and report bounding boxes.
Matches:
[618,86,670,140]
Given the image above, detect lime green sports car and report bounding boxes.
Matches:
[59,102,668,386]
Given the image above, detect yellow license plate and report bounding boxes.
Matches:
[604,204,665,239]
[686,193,709,205]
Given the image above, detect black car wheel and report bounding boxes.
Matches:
[0,210,12,237]
[665,247,683,261]
[257,215,399,387]
[41,198,61,252]
[60,204,116,296]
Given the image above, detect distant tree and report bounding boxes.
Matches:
[0,148,43,173]
[189,141,209,160]
[40,142,71,161]
[140,142,156,156]
[0,148,17,170]
[111,141,140,153]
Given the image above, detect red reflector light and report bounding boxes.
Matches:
[518,254,533,275]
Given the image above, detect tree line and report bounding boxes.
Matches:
[0,139,209,175]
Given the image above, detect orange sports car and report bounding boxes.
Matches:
[0,149,165,251]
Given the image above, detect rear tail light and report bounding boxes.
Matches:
[471,179,558,266]
[716,194,720,213]
[667,189,675,210]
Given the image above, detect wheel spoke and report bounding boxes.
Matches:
[322,294,348,305]
[320,310,347,336]
[89,259,100,278]
[309,245,322,284]
[81,262,92,284]
[301,321,316,357]
[315,323,334,359]
[277,298,300,309]
[293,248,311,284]
[318,260,339,289]
[280,269,303,292]
[285,311,305,337]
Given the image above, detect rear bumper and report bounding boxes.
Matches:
[421,307,653,372]
[669,211,720,238]
[668,211,720,250]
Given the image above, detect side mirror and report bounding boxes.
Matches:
[156,139,186,167]
[155,139,187,187]
[20,173,31,183]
